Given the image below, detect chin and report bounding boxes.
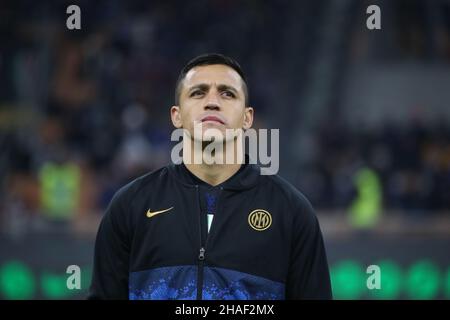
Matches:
[202,130,226,143]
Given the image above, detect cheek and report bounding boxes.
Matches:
[229,107,246,125]
[226,115,244,129]
[180,110,197,129]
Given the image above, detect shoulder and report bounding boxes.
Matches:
[102,165,172,233]
[110,165,171,206]
[262,174,313,209]
[259,174,316,223]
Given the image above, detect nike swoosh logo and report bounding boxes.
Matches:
[146,207,174,218]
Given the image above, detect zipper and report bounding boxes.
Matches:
[197,246,205,300]
[195,185,204,300]
[195,185,224,300]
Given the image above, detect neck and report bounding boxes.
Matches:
[183,138,244,186]
[185,161,241,186]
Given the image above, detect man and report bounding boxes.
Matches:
[88,53,332,300]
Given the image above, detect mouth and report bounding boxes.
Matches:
[200,115,225,125]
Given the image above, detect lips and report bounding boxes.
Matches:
[201,115,225,125]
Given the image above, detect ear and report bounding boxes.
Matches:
[242,107,254,130]
[170,106,183,128]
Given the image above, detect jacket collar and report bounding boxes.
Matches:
[168,154,260,191]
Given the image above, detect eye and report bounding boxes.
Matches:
[190,90,204,97]
[221,90,236,98]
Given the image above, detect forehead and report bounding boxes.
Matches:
[182,64,243,90]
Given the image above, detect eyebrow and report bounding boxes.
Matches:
[188,83,239,95]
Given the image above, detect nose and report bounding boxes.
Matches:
[204,89,221,111]
[204,103,220,111]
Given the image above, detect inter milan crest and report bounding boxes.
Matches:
[248,209,272,231]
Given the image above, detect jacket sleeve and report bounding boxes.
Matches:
[285,195,332,299]
[87,189,131,299]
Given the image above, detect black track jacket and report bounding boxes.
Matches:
[89,159,332,300]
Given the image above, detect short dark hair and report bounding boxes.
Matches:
[174,53,249,107]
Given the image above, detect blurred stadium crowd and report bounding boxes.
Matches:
[1,0,450,235]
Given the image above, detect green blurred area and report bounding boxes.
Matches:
[328,259,448,299]
[0,261,91,300]
[349,168,383,229]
